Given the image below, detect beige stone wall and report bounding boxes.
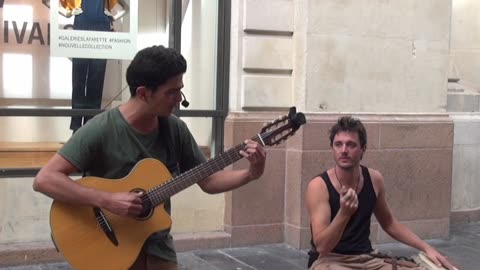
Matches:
[447,0,480,222]
[450,114,480,222]
[450,0,480,89]
[229,0,294,110]
[224,112,288,246]
[230,0,451,113]
[301,0,451,113]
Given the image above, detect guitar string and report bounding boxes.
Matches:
[142,140,247,206]
[95,128,282,227]
[95,140,253,225]
[141,127,287,208]
[95,144,244,226]
[96,127,292,227]
[95,127,290,226]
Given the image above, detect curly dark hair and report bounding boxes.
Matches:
[126,45,187,96]
[329,116,367,149]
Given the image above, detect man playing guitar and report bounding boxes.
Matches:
[33,45,267,270]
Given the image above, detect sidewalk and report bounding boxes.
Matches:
[1,221,478,270]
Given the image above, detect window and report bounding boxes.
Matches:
[0,0,230,176]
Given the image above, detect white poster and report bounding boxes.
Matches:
[49,0,138,60]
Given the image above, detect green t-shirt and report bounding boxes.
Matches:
[58,107,207,262]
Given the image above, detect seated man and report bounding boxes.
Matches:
[306,116,455,270]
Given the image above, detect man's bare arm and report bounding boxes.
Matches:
[33,153,143,217]
[197,139,266,194]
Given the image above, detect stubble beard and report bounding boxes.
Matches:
[336,157,359,171]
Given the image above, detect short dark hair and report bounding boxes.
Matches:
[126,45,187,96]
[329,116,367,149]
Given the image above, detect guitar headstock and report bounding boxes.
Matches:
[260,107,307,146]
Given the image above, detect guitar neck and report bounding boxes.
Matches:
[146,135,263,207]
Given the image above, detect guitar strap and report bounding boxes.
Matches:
[157,117,180,222]
[158,116,180,176]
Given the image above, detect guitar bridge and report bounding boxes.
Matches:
[93,207,119,246]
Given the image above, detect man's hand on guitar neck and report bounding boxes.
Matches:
[197,139,267,194]
[239,139,267,181]
[101,191,144,217]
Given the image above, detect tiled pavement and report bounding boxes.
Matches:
[1,221,479,270]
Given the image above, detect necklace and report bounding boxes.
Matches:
[334,165,360,194]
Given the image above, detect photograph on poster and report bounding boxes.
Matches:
[0,0,133,132]
[48,0,138,60]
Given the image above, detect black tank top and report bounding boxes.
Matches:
[308,166,377,267]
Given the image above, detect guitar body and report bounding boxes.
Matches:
[50,158,173,270]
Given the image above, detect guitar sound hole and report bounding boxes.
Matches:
[130,188,153,220]
[137,207,153,220]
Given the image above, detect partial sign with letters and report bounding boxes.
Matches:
[49,0,138,60]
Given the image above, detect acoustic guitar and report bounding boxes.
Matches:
[49,107,306,269]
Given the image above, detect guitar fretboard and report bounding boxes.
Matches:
[143,135,264,208]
